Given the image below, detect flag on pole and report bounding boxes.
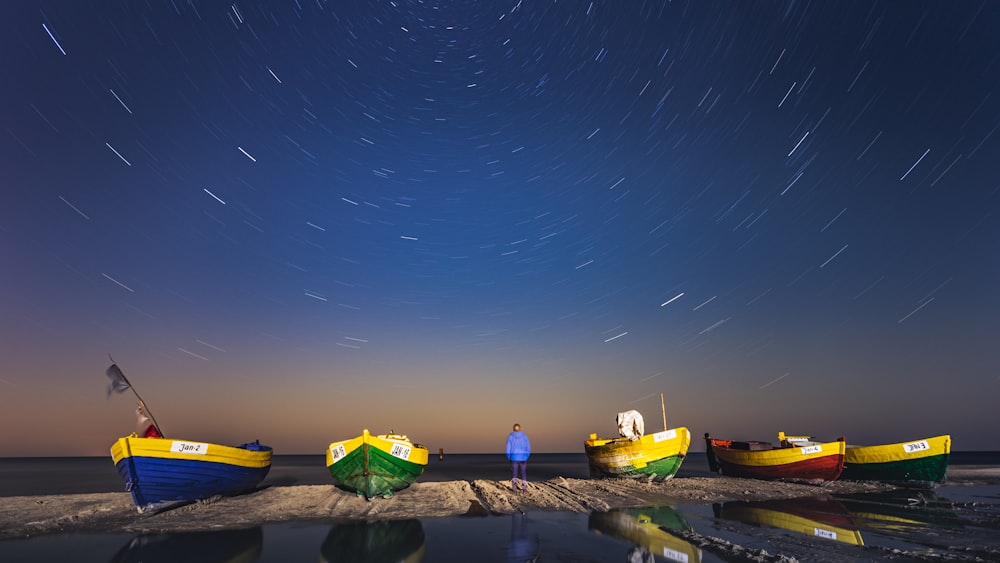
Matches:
[105,363,131,397]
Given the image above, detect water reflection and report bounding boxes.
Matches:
[320,519,425,562]
[589,506,702,563]
[109,526,262,563]
[713,497,864,546]
[834,489,964,530]
[507,512,540,562]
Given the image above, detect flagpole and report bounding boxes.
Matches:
[108,354,163,436]
[660,392,667,432]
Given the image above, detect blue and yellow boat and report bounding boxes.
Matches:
[110,435,272,512]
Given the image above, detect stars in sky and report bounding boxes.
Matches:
[2,1,998,453]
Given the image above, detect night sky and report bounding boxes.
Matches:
[2,1,998,456]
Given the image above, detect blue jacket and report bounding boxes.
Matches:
[506,431,531,462]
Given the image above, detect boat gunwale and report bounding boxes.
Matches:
[111,435,273,469]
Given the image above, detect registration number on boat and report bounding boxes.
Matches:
[653,429,677,442]
[390,444,411,460]
[171,441,208,454]
[662,547,689,562]
[330,444,347,462]
[813,527,837,540]
[800,445,822,455]
[903,440,930,454]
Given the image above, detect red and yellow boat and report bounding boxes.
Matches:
[704,432,845,483]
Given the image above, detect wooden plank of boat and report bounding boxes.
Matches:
[584,427,691,481]
[110,435,273,513]
[704,432,845,483]
[326,429,429,499]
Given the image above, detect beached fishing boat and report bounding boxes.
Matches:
[785,433,951,487]
[585,426,691,480]
[104,360,272,513]
[584,395,691,481]
[704,432,845,483]
[110,436,273,513]
[326,429,429,499]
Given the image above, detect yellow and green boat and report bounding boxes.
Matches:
[585,427,691,480]
[784,433,951,487]
[326,429,428,499]
[841,435,951,487]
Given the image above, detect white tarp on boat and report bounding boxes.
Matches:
[616,410,644,440]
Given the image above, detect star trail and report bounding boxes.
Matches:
[1,1,997,455]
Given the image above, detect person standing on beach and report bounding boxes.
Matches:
[505,423,531,491]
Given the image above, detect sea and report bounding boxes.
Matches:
[1,452,999,562]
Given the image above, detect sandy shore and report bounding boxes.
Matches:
[0,475,902,539]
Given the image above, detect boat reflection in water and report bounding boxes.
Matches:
[320,519,425,562]
[109,526,263,563]
[589,506,702,563]
[834,489,964,536]
[713,497,864,546]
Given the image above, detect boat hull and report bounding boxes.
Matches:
[326,429,428,499]
[110,436,272,513]
[584,427,691,480]
[841,435,950,487]
[705,435,845,483]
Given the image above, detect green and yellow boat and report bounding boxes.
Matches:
[842,435,951,487]
[784,433,951,487]
[585,427,691,481]
[586,401,691,481]
[326,429,428,499]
